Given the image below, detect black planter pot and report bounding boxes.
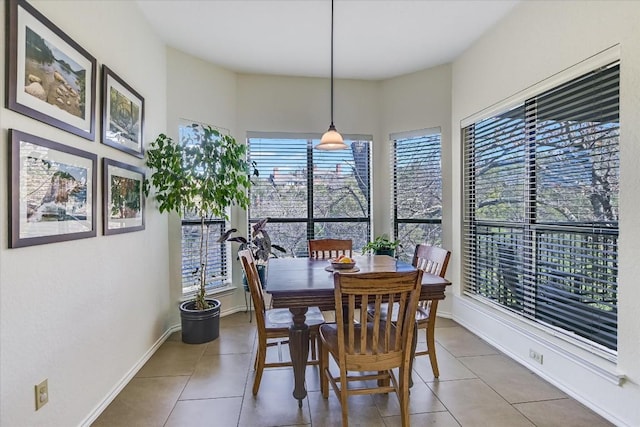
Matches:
[375,248,395,257]
[179,299,221,344]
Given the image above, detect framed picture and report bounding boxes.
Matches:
[6,0,96,140]
[9,129,97,248]
[102,158,145,235]
[101,65,145,158]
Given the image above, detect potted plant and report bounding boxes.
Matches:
[362,234,401,257]
[144,123,256,344]
[220,218,286,291]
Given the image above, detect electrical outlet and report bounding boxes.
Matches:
[529,349,543,365]
[35,379,48,410]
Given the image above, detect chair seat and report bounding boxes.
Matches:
[320,322,403,370]
[265,306,325,330]
[367,303,430,325]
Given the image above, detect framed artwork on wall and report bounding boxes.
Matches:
[102,158,145,235]
[5,0,97,140]
[101,65,145,158]
[9,129,97,248]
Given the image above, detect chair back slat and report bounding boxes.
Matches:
[308,239,353,259]
[412,244,451,278]
[333,270,423,363]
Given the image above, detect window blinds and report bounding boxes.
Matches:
[463,63,619,352]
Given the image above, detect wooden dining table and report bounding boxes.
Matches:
[266,255,451,407]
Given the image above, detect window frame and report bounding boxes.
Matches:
[391,128,443,262]
[462,60,620,356]
[246,132,372,256]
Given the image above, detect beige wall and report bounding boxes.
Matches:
[451,1,640,425]
[0,1,168,426]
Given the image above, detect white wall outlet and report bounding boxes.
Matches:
[529,349,543,364]
[35,379,48,410]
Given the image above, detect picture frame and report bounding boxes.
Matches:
[9,129,97,248]
[102,158,145,235]
[6,0,97,140]
[101,65,145,158]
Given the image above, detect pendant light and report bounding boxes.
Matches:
[316,0,348,150]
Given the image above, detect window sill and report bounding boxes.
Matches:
[180,283,238,303]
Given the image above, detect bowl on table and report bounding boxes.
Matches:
[330,259,356,270]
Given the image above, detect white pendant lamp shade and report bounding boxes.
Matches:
[318,124,347,150]
[316,0,347,151]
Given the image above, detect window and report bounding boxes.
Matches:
[247,133,371,256]
[392,130,443,262]
[179,123,227,295]
[462,63,619,352]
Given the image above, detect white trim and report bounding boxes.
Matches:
[461,44,620,127]
[455,295,625,385]
[390,126,441,141]
[79,324,181,427]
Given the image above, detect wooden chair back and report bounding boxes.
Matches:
[239,250,267,331]
[412,244,451,278]
[333,270,423,370]
[308,239,353,259]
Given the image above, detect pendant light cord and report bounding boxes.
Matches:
[330,0,335,127]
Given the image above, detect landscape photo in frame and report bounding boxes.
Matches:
[6,0,96,140]
[102,158,145,235]
[101,65,144,157]
[9,129,97,248]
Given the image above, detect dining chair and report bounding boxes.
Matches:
[308,238,353,259]
[369,244,451,378]
[239,250,325,395]
[319,270,424,427]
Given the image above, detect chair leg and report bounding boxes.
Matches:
[427,301,439,378]
[310,332,317,361]
[340,367,349,427]
[320,341,329,398]
[253,346,266,395]
[399,374,410,427]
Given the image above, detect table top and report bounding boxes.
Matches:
[266,255,450,310]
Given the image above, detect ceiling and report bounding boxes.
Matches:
[135,0,520,81]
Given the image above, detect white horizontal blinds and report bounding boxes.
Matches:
[179,124,227,294]
[393,133,443,261]
[248,137,309,256]
[312,140,370,250]
[247,136,372,257]
[463,62,619,352]
[532,63,619,350]
[462,105,528,314]
[181,221,227,293]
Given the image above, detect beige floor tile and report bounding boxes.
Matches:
[136,340,207,377]
[435,326,500,357]
[239,369,311,426]
[373,379,447,416]
[435,316,460,328]
[514,398,614,427]
[92,376,188,427]
[165,397,243,427]
[308,390,385,427]
[180,353,252,399]
[204,325,256,355]
[428,378,535,427]
[459,354,566,404]
[413,343,478,382]
[383,410,461,427]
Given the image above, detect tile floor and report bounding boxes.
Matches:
[93,312,613,426]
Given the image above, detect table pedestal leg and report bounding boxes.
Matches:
[289,307,309,408]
